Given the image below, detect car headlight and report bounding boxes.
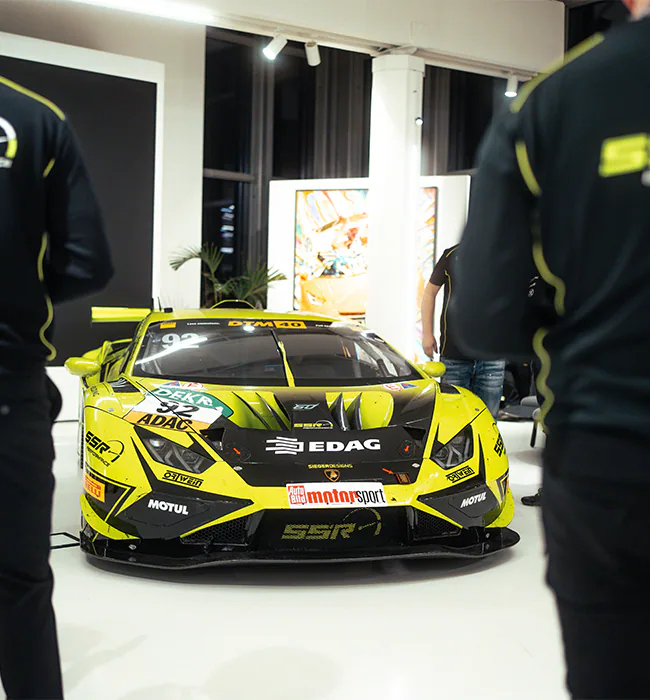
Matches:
[138,429,213,474]
[431,425,473,469]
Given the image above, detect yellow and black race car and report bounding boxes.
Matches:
[66,304,519,569]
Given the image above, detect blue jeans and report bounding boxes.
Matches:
[441,358,505,418]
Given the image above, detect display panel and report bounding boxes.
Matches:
[294,187,437,357]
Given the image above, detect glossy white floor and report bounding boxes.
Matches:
[50,421,567,700]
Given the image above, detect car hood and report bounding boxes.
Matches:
[94,376,485,486]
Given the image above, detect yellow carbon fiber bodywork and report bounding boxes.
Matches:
[76,308,514,547]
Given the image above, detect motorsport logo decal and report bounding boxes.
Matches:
[228,320,307,329]
[162,470,204,489]
[281,509,383,540]
[266,437,380,456]
[324,469,340,482]
[127,384,233,431]
[294,420,333,430]
[460,492,487,509]
[84,472,105,502]
[383,382,418,391]
[0,117,18,169]
[307,463,353,469]
[446,465,476,483]
[85,431,124,467]
[286,482,388,509]
[148,499,189,515]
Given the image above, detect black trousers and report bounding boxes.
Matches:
[543,431,650,700]
[0,372,63,699]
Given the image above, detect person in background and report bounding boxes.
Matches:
[451,1,650,696]
[0,76,112,699]
[421,244,505,418]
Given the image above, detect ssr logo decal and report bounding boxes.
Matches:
[85,432,124,466]
[294,420,333,430]
[287,482,387,509]
[162,470,204,489]
[446,466,476,483]
[148,499,189,515]
[282,509,383,541]
[266,436,381,456]
[494,435,505,457]
[228,320,307,329]
[0,117,18,169]
[84,473,105,502]
[460,492,487,508]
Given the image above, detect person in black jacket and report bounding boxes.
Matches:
[0,76,112,698]
[451,2,650,697]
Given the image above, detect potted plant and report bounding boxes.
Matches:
[170,244,287,308]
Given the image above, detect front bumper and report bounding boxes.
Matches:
[81,505,520,569]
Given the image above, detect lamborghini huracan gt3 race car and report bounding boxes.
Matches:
[66,306,519,568]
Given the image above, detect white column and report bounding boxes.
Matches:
[366,54,425,360]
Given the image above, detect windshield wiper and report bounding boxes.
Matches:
[270,330,296,388]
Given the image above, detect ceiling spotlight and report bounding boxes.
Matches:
[505,76,518,98]
[415,117,424,126]
[263,35,287,61]
[305,41,321,67]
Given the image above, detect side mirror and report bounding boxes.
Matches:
[65,357,101,378]
[418,361,446,379]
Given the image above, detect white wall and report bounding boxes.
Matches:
[0,0,206,307]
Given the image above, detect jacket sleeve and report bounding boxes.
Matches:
[450,108,539,362]
[44,117,113,305]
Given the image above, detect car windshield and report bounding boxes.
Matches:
[132,318,421,387]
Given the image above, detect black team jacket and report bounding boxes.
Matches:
[452,18,650,448]
[0,76,112,374]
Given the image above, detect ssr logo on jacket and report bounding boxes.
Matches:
[0,118,17,169]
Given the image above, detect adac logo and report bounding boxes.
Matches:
[0,118,17,169]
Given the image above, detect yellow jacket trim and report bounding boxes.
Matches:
[511,33,605,115]
[533,328,554,426]
[515,141,542,197]
[0,76,66,121]
[37,234,57,361]
[43,158,56,178]
[533,236,566,317]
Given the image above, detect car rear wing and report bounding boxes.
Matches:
[91,307,151,323]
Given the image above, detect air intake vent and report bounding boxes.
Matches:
[404,426,428,444]
[182,517,249,546]
[413,510,461,540]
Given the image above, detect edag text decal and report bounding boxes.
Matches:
[266,437,380,456]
